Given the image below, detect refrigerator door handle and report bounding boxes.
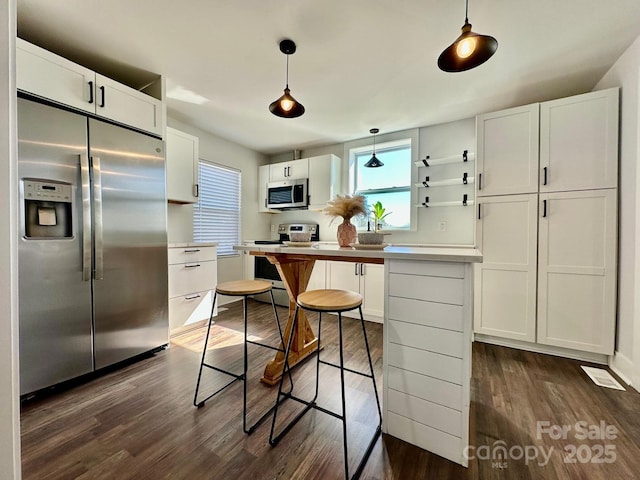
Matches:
[92,156,104,280]
[80,154,92,281]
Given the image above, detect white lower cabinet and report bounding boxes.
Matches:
[474,194,538,342]
[474,189,617,356]
[326,261,384,322]
[384,259,472,467]
[168,244,217,335]
[307,260,327,291]
[537,189,617,354]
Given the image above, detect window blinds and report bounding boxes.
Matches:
[193,160,241,256]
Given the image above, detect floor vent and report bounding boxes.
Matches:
[581,366,626,390]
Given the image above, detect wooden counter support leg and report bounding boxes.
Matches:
[260,254,320,385]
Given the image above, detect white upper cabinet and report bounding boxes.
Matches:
[476,104,539,196]
[258,164,277,213]
[537,189,617,354]
[269,158,309,181]
[166,127,199,204]
[308,154,342,210]
[16,38,163,137]
[260,154,342,212]
[94,74,163,137]
[16,38,95,114]
[539,88,619,193]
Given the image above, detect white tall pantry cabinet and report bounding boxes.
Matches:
[474,88,619,356]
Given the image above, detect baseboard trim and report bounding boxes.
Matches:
[609,351,634,386]
[474,334,609,364]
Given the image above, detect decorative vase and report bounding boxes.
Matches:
[337,217,357,247]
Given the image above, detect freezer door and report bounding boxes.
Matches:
[88,119,168,369]
[17,98,94,395]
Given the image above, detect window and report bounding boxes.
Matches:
[350,139,412,230]
[193,160,241,256]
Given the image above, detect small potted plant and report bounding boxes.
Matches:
[357,201,390,245]
[372,201,391,232]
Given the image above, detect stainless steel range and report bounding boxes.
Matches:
[253,223,319,306]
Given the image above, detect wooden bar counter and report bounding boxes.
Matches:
[234,242,482,467]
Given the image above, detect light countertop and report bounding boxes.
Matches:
[235,243,482,263]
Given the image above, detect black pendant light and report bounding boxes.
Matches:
[364,128,384,168]
[437,0,498,73]
[269,39,305,118]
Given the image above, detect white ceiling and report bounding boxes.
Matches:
[16,0,640,155]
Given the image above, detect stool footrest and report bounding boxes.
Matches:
[202,363,244,380]
[194,376,242,408]
[318,359,374,379]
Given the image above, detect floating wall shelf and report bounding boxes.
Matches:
[415,150,475,167]
[417,194,474,208]
[417,173,475,188]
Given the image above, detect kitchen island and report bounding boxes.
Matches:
[234,243,482,466]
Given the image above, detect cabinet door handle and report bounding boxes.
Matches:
[193,184,199,198]
[360,263,364,276]
[99,85,105,108]
[354,263,359,276]
[543,166,548,186]
[542,199,547,218]
[184,249,200,253]
[88,81,94,104]
[185,294,201,300]
[477,203,481,220]
[478,173,482,190]
[284,166,287,177]
[185,263,201,268]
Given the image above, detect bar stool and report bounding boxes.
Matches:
[193,280,292,434]
[269,288,382,480]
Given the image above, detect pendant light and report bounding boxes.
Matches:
[364,128,384,168]
[437,0,498,73]
[269,39,305,118]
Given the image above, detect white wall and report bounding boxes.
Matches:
[0,0,21,478]
[269,118,476,246]
[166,117,271,286]
[595,34,640,389]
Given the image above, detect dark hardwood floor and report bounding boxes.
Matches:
[20,300,640,479]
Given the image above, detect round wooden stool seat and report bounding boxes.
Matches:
[215,279,272,296]
[297,289,363,312]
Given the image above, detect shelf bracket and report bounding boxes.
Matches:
[463,194,468,206]
[463,172,468,185]
[421,156,430,167]
[422,176,430,188]
[463,150,468,162]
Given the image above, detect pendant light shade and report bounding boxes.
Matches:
[269,39,305,118]
[437,0,498,73]
[364,128,384,168]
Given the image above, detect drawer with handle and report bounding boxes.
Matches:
[168,261,217,298]
[168,246,217,264]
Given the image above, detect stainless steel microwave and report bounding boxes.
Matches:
[267,178,308,209]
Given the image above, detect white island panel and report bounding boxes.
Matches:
[384,258,473,467]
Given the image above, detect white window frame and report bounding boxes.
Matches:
[345,130,419,232]
[193,159,241,257]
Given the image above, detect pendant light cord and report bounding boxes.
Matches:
[465,0,469,23]
[285,54,289,89]
[373,131,376,154]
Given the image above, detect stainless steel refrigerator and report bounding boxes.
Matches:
[18,97,168,396]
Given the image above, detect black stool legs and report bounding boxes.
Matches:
[194,289,293,435]
[269,304,382,480]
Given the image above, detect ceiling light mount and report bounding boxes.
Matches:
[437,0,498,73]
[269,39,305,118]
[364,128,384,168]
